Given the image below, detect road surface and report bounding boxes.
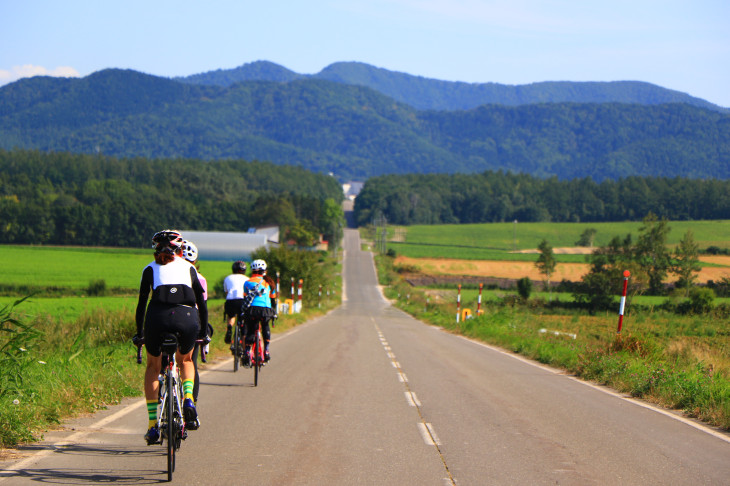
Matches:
[2,228,728,484]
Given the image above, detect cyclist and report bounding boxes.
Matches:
[223,260,248,346]
[133,229,208,444]
[182,239,210,416]
[242,259,277,365]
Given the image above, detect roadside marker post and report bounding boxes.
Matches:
[456,284,462,323]
[290,277,295,303]
[318,284,322,308]
[617,270,630,333]
[476,283,484,316]
[297,278,303,313]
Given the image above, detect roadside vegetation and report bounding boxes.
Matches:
[366,219,730,431]
[0,247,341,448]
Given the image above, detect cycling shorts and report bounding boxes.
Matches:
[224,298,245,319]
[144,302,200,357]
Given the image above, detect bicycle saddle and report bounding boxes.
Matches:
[161,333,179,355]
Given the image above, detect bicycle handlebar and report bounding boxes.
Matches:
[135,338,209,364]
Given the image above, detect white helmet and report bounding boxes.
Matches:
[181,240,198,263]
[251,259,267,272]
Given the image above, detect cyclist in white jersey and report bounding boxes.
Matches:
[223,260,248,344]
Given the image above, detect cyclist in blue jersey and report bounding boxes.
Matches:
[242,259,277,365]
[133,230,208,444]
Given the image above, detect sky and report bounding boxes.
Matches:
[1,0,729,107]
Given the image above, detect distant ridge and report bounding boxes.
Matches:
[2,68,729,181]
[177,60,727,113]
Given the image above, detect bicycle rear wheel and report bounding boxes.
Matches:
[254,329,263,387]
[166,371,175,481]
[232,322,240,372]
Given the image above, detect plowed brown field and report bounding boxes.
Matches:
[395,253,730,284]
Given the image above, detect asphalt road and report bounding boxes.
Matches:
[2,228,728,485]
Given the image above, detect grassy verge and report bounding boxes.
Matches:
[374,254,730,430]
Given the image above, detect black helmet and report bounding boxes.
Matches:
[232,260,247,274]
[152,229,183,254]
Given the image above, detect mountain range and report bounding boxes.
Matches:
[1,61,728,181]
[177,61,728,113]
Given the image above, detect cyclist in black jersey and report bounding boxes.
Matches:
[133,230,208,444]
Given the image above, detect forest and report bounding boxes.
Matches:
[354,171,730,226]
[0,150,343,247]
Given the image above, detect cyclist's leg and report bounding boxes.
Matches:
[143,306,165,442]
[262,317,271,360]
[174,308,200,428]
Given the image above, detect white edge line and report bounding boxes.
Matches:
[452,332,730,445]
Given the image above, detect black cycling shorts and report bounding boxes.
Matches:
[144,302,200,357]
[224,299,245,319]
[244,306,274,344]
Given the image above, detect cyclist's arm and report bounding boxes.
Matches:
[190,267,209,334]
[135,266,153,336]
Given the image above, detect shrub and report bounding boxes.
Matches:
[517,277,532,300]
[86,279,107,296]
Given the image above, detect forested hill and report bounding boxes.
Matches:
[1,69,729,181]
[0,150,343,247]
[177,61,728,113]
[354,172,730,226]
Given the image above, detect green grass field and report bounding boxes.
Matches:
[0,245,237,292]
[386,220,730,259]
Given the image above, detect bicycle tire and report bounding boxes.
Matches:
[166,369,175,482]
[233,321,240,372]
[254,327,262,387]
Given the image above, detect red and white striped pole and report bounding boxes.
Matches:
[297,279,303,312]
[617,270,630,333]
[456,284,462,323]
[477,283,483,316]
[290,277,295,302]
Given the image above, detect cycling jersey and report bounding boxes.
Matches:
[243,275,276,308]
[135,256,208,356]
[223,273,248,300]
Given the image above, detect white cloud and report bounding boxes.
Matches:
[0,65,80,85]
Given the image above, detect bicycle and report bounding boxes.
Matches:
[136,335,207,482]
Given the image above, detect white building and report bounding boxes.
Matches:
[180,226,279,261]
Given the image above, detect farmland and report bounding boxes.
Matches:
[364,220,730,430]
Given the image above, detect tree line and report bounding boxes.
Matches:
[0,150,343,247]
[354,171,730,226]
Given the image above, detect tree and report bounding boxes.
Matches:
[672,230,701,296]
[634,213,671,295]
[575,228,597,247]
[535,239,556,298]
[322,198,345,257]
[517,277,533,301]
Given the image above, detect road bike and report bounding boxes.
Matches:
[136,335,207,482]
[232,313,245,372]
[249,319,265,387]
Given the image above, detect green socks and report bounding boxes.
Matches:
[183,379,194,401]
[147,400,157,428]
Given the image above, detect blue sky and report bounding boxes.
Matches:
[2,0,729,107]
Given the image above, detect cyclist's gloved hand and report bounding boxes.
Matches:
[132,334,143,346]
[197,326,208,341]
